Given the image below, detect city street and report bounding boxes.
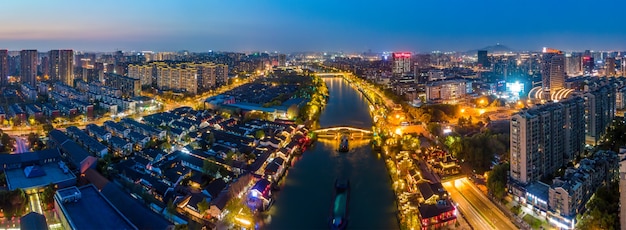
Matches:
[13,135,28,153]
[443,178,518,230]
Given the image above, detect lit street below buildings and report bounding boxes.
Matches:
[443,178,518,230]
[14,136,28,154]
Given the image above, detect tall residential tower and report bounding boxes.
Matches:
[20,50,38,86]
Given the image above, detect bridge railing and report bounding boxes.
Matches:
[313,126,373,134]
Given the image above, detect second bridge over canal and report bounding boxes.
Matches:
[313,126,373,139]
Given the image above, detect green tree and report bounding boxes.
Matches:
[254,129,265,139]
[41,183,57,210]
[203,158,220,176]
[223,197,253,227]
[487,163,509,200]
[197,198,210,215]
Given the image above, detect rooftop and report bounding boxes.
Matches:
[6,162,76,190]
[56,185,137,230]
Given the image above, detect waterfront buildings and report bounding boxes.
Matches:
[20,49,38,86]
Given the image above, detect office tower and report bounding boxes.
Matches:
[20,50,38,86]
[392,52,412,75]
[540,48,565,97]
[583,84,616,144]
[605,57,616,76]
[49,50,74,86]
[582,56,594,76]
[477,50,489,68]
[565,53,581,76]
[0,49,8,86]
[278,54,287,67]
[510,97,585,184]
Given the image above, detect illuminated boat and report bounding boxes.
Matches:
[338,134,349,152]
[330,179,349,230]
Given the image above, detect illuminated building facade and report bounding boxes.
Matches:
[49,50,74,86]
[20,49,38,86]
[0,49,7,86]
[509,96,585,185]
[392,52,412,75]
[541,48,565,97]
[605,57,616,76]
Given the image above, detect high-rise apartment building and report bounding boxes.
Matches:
[134,62,228,95]
[127,64,154,86]
[392,52,412,75]
[215,64,228,87]
[605,57,616,76]
[156,63,198,95]
[477,50,489,68]
[510,96,585,185]
[104,73,140,97]
[620,152,626,230]
[541,48,565,97]
[0,49,8,86]
[49,50,74,86]
[20,50,38,86]
[583,84,616,144]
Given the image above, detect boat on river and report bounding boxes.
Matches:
[338,134,349,152]
[330,179,350,230]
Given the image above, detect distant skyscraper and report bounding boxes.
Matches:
[605,57,616,76]
[50,50,74,86]
[0,49,8,86]
[48,50,60,81]
[582,56,594,76]
[541,48,565,96]
[477,50,489,68]
[278,54,287,67]
[40,56,49,79]
[392,52,412,75]
[20,50,38,86]
[565,53,581,76]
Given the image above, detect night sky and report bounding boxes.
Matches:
[2,0,625,52]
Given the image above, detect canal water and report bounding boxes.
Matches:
[264,77,399,229]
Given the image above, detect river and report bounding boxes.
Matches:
[263,77,399,229]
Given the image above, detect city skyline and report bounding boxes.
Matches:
[2,0,626,52]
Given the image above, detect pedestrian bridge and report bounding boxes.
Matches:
[313,126,373,139]
[314,72,350,77]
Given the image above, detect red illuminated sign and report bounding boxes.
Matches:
[393,52,412,58]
